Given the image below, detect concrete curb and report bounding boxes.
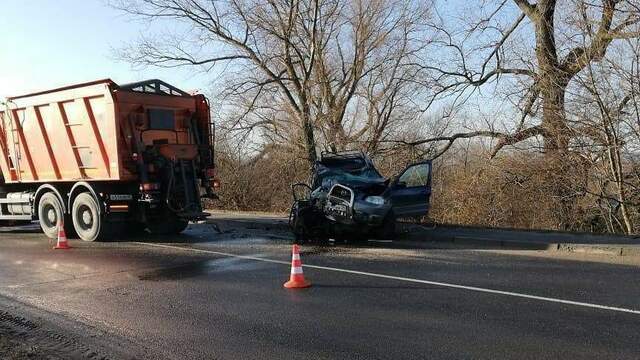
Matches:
[555,243,640,257]
[403,233,640,257]
[401,232,553,250]
[451,236,556,250]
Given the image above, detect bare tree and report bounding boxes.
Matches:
[112,0,431,163]
[568,38,640,234]
[398,0,640,229]
[415,0,640,154]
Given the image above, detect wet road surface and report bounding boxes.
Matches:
[0,222,639,359]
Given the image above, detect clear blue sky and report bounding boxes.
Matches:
[0,0,205,98]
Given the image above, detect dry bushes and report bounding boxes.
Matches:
[210,145,421,214]
[210,143,640,234]
[211,145,309,213]
[429,148,639,234]
[431,151,565,230]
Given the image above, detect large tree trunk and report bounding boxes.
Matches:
[539,79,575,230]
[301,110,317,164]
[534,0,568,152]
[540,80,569,152]
[534,0,575,230]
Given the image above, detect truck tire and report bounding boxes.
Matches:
[147,215,188,235]
[126,222,147,236]
[72,192,107,242]
[38,192,64,239]
[172,220,189,234]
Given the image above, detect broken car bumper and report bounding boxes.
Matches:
[324,184,390,227]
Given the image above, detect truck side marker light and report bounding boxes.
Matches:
[140,182,161,192]
[109,204,129,212]
[284,244,311,289]
[53,220,71,250]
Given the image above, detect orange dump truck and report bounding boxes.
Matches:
[0,79,217,241]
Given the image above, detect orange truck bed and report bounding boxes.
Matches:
[0,79,210,184]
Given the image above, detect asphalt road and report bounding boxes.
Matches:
[0,222,639,359]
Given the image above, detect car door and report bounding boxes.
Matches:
[390,161,432,217]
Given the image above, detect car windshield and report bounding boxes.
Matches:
[314,155,384,188]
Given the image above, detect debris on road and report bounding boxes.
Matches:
[210,210,640,262]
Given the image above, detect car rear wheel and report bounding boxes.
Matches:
[72,192,107,242]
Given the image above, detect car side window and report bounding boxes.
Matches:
[398,163,430,188]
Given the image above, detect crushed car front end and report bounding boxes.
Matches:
[324,183,392,227]
[311,151,393,230]
[290,151,432,241]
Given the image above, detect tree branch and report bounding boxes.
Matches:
[489,125,544,157]
[561,0,617,76]
[512,0,537,19]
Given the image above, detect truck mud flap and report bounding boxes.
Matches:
[166,159,203,216]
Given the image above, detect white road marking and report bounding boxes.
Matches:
[135,242,640,315]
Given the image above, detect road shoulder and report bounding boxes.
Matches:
[0,294,153,360]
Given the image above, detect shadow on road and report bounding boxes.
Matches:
[0,224,41,234]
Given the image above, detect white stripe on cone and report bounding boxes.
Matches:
[291,267,303,274]
[292,254,300,261]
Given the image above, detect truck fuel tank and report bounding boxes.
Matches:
[6,192,33,215]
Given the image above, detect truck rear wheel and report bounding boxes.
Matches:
[146,215,188,235]
[171,220,189,234]
[126,222,147,236]
[38,192,64,239]
[72,192,107,242]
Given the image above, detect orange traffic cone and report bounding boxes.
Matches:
[53,220,71,250]
[284,244,311,289]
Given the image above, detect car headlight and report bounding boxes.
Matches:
[364,196,385,205]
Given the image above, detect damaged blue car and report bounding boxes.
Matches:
[289,151,432,241]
